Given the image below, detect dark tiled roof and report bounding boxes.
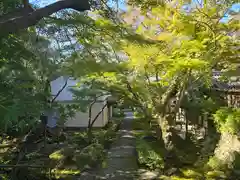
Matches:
[212,70,240,92]
[213,81,240,92]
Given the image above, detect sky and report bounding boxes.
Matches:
[30,0,239,21]
[30,0,127,11]
[221,3,240,22]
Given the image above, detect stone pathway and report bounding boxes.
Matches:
[79,111,159,180]
[79,111,138,179]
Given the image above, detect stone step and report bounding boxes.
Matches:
[108,146,136,158]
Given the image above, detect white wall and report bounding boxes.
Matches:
[103,101,109,126]
[50,76,110,128]
[50,76,110,102]
[51,76,76,101]
[64,102,106,127]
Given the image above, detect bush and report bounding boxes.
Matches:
[181,169,203,179]
[136,139,164,170]
[132,118,151,130]
[74,143,105,169]
[92,121,119,148]
[205,170,227,179]
[112,108,124,117]
[214,107,240,135]
[49,146,77,168]
[207,156,226,170]
[68,131,89,147]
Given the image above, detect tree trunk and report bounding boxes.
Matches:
[212,132,240,171]
[0,0,90,36]
[157,114,187,169]
[157,115,175,151]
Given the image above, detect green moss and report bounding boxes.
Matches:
[170,176,195,180]
[207,156,226,170]
[159,175,198,180]
[49,150,64,160]
[51,169,80,179]
[205,170,226,179]
[181,169,203,179]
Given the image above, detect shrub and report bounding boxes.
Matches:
[49,146,76,168]
[69,131,89,147]
[214,107,240,135]
[205,170,226,179]
[207,156,226,170]
[112,108,124,117]
[136,139,164,170]
[132,118,151,130]
[74,143,105,169]
[181,169,203,179]
[92,120,120,147]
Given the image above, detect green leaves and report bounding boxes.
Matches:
[214,107,240,134]
[136,138,165,170]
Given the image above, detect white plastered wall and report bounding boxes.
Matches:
[50,76,110,128]
[103,101,109,126]
[64,102,107,127]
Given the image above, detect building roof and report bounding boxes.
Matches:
[212,71,240,92]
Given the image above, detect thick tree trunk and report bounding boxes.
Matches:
[157,115,175,151]
[0,0,90,36]
[213,132,240,171]
[156,114,184,168]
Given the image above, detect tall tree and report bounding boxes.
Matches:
[67,0,239,151]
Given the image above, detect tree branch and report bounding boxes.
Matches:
[173,77,188,114]
[125,80,142,103]
[88,93,109,128]
[0,0,90,36]
[160,77,179,115]
[90,103,108,127]
[144,65,151,85]
[51,77,69,103]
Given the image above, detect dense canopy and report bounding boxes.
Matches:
[0,0,239,179]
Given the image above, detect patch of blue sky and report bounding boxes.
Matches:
[107,0,127,11]
[183,0,239,23]
[220,3,240,22]
[30,0,127,11]
[29,0,57,7]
